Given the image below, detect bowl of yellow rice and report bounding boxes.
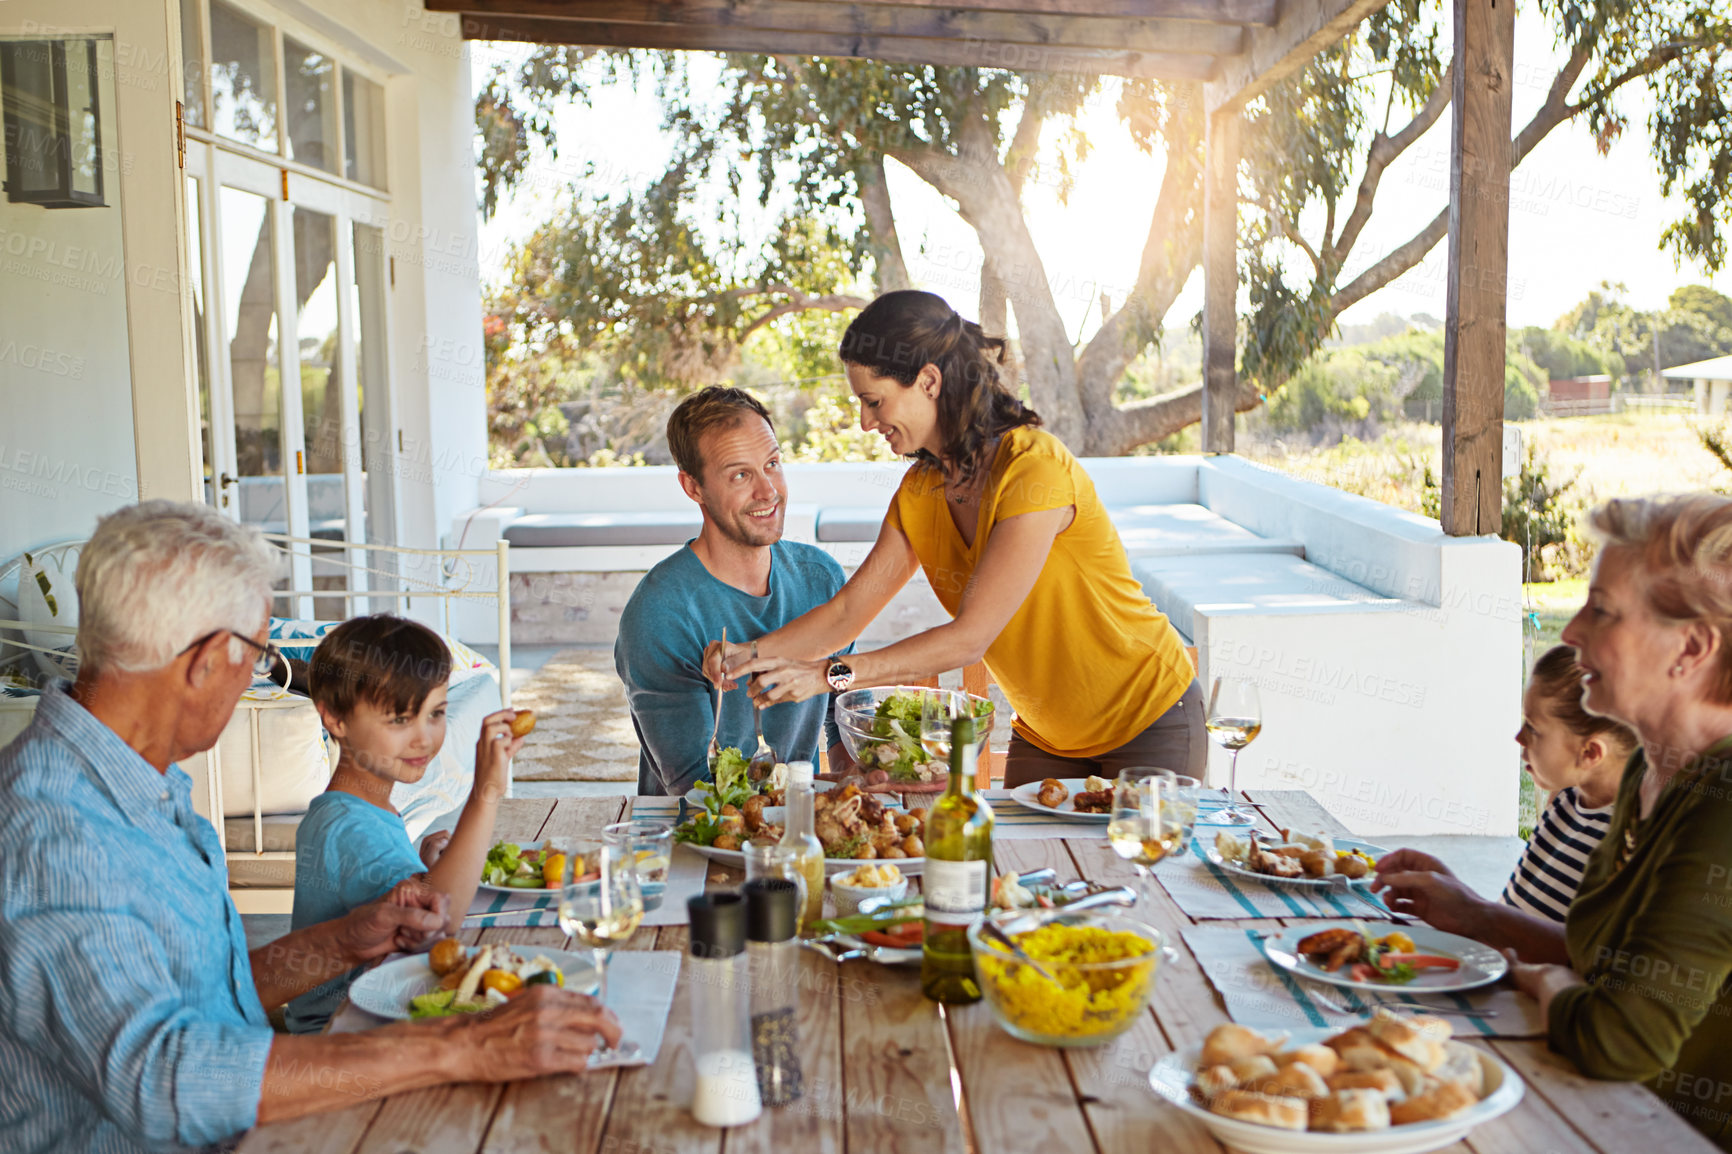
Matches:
[968,909,1174,1047]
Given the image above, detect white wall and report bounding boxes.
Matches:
[0,36,139,565]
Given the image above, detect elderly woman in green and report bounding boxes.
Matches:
[1507,493,1732,1147]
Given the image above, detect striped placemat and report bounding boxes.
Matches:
[1155,836,1405,920]
[1181,925,1545,1038]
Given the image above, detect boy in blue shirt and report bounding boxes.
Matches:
[287,614,525,1033]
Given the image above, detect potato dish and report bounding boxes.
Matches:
[1193,1011,1489,1132]
[973,919,1161,1045]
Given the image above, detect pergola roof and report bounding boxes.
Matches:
[430,0,1387,111]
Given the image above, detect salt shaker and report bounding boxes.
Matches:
[744,878,803,1106]
[687,893,763,1128]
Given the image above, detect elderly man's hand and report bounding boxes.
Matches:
[455,985,623,1078]
[336,876,450,964]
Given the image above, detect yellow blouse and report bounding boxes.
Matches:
[885,426,1193,757]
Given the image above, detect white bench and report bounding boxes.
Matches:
[448,455,1521,836]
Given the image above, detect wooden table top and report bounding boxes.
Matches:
[239,790,1715,1154]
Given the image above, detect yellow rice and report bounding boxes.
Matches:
[977,923,1157,1039]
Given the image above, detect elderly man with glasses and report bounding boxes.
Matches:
[0,502,619,1153]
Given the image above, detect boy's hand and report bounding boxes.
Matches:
[473,709,528,802]
[419,830,452,868]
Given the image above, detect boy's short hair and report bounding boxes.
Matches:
[308,615,453,720]
[666,386,773,483]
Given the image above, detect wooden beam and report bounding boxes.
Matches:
[460,12,1221,78]
[1441,0,1513,536]
[432,0,1278,26]
[1204,0,1389,114]
[1201,106,1238,452]
[439,0,1246,55]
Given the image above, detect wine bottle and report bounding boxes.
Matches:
[921,716,994,1004]
[776,760,827,930]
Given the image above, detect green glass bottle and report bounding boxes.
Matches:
[921,716,994,1004]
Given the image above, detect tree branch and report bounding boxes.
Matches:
[734,285,872,340]
[1327,60,1454,265]
[857,155,910,293]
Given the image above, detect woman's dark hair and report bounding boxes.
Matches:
[308,614,453,720]
[838,290,1040,488]
[1529,644,1636,753]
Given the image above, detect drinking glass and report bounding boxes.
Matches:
[1205,677,1262,826]
[559,842,645,1014]
[919,688,959,763]
[1130,769,1200,857]
[1106,771,1173,906]
[603,819,674,911]
[742,837,808,915]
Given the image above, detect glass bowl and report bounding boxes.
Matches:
[967,908,1174,1048]
[832,685,994,781]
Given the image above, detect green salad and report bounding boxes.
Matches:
[854,692,993,783]
[675,747,751,847]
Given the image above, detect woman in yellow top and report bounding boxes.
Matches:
[717,290,1202,787]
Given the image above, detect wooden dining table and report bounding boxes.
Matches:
[239,789,1716,1154]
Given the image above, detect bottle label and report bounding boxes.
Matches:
[923,858,987,917]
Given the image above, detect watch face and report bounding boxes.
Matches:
[827,662,854,690]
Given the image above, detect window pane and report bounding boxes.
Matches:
[209,0,276,149]
[64,41,101,198]
[292,206,347,617]
[342,69,385,187]
[283,36,336,173]
[186,175,215,506]
[220,186,282,515]
[179,0,205,127]
[0,41,57,196]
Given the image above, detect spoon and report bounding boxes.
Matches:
[978,918,1064,987]
[707,626,727,773]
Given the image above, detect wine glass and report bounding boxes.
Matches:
[1205,677,1263,826]
[1106,770,1175,907]
[919,688,959,763]
[558,842,645,1017]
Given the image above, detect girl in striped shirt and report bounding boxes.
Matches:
[1373,646,1636,942]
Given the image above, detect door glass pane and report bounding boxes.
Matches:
[179,0,205,127]
[342,69,385,188]
[353,222,395,602]
[283,36,336,173]
[186,174,214,506]
[209,0,276,149]
[220,186,283,533]
[63,41,102,200]
[292,206,348,618]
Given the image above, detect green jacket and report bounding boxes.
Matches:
[1551,735,1732,1148]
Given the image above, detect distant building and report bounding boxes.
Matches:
[1661,356,1732,415]
[1545,374,1613,416]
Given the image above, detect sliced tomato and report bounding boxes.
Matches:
[1380,953,1460,971]
[1347,962,1378,982]
[863,923,923,948]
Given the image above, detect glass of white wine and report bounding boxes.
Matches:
[1143,769,1201,858]
[1107,771,1181,906]
[1205,677,1263,826]
[919,688,959,763]
[558,842,644,1022]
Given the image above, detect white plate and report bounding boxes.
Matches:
[681,779,840,808]
[1259,922,1509,994]
[348,947,599,1021]
[1007,777,1114,822]
[1202,837,1389,889]
[1148,1026,1523,1154]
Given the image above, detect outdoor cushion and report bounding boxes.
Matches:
[1108,503,1305,558]
[504,511,702,547]
[224,811,304,854]
[816,507,889,542]
[1133,552,1401,639]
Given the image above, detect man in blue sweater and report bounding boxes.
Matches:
[617,387,851,795]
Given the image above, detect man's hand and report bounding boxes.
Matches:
[472,710,527,801]
[335,877,450,964]
[419,830,452,869]
[701,638,754,691]
[1370,868,1488,937]
[455,985,623,1078]
[729,655,830,706]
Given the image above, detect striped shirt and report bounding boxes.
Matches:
[1501,786,1614,923]
[0,682,274,1152]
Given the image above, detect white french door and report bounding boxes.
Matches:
[184,142,395,620]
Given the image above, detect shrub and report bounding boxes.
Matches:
[1502,449,1582,581]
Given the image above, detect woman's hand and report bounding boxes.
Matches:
[1371,867,1488,937]
[701,639,755,690]
[730,655,832,705]
[1504,949,1583,1018]
[1372,848,1455,879]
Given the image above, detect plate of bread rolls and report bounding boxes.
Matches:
[1148,1012,1522,1154]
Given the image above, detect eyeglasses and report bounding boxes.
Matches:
[179,629,282,679]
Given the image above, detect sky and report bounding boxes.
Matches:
[472,7,1729,348]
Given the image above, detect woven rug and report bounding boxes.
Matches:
[509,648,640,781]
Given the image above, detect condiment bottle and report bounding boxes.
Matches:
[744,878,804,1107]
[776,760,827,930]
[687,893,763,1128]
[921,716,994,1004]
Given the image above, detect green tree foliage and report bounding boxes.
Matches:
[1551,281,1732,386]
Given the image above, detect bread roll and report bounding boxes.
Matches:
[1201,1023,1286,1067]
[1196,1064,1239,1099]
[1389,1079,1478,1125]
[1208,1090,1308,1131]
[1433,1041,1485,1097]
[1228,1054,1279,1084]
[1326,1069,1404,1101]
[509,709,537,738]
[1275,1044,1340,1077]
[1309,1088,1393,1132]
[1325,1028,1428,1093]
[1246,1061,1329,1100]
[1366,1010,1449,1071]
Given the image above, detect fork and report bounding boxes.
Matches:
[1304,984,1498,1020]
[746,640,777,782]
[707,626,727,773]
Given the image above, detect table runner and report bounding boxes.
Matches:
[1180,925,1545,1039]
[328,949,685,1067]
[462,842,709,929]
[1155,837,1404,919]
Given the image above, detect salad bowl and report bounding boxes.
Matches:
[833,686,994,788]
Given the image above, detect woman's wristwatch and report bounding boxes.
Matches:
[825,658,854,692]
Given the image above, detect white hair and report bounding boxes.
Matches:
[75,500,281,676]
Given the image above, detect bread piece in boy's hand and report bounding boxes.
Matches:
[510,709,537,738]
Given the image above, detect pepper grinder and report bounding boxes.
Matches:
[745,878,803,1106]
